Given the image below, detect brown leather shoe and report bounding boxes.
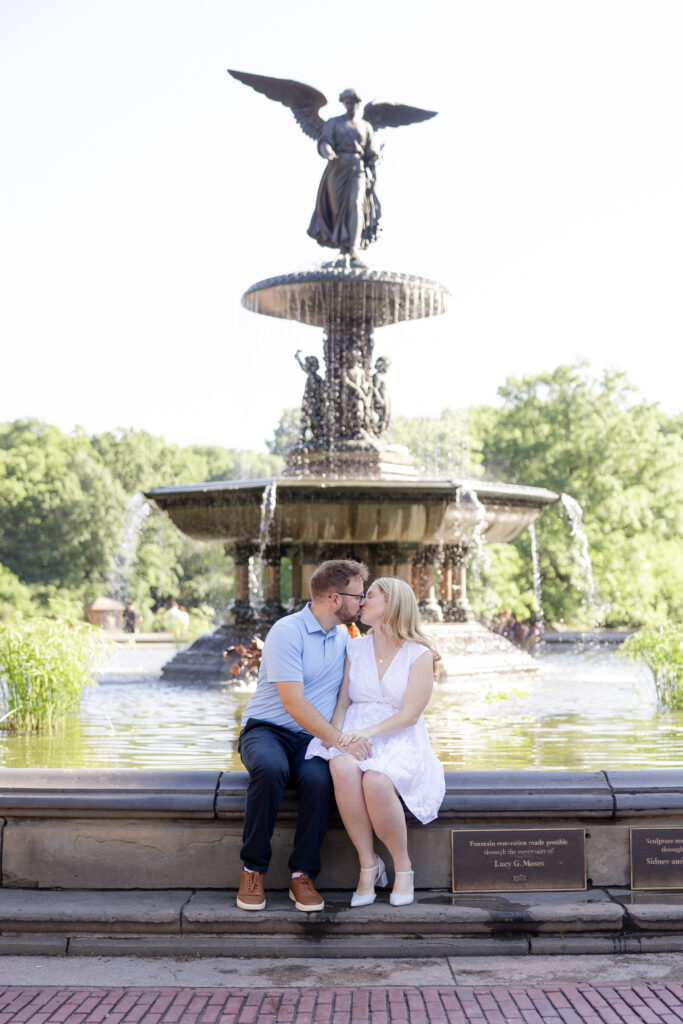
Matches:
[236,868,266,911]
[289,873,324,912]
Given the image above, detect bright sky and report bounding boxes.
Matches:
[2,0,682,452]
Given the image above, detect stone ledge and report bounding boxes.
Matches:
[0,769,220,818]
[183,888,624,935]
[66,934,530,958]
[606,770,683,815]
[439,771,613,817]
[610,890,683,931]
[530,933,683,955]
[0,889,193,934]
[0,888,681,957]
[0,934,68,955]
[0,888,624,937]
[1,769,682,820]
[216,770,617,820]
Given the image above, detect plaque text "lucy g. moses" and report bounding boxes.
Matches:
[452,828,586,892]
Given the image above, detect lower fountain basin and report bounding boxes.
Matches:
[146,477,558,546]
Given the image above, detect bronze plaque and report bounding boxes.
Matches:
[631,828,683,890]
[451,828,586,892]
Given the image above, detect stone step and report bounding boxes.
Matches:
[2,888,683,958]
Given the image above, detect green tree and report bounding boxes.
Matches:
[266,408,300,457]
[389,408,485,477]
[0,564,35,619]
[475,363,683,627]
[0,420,125,595]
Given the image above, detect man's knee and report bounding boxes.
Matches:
[241,733,290,791]
[299,759,333,799]
[247,756,289,791]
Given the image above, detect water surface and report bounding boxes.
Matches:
[0,646,679,771]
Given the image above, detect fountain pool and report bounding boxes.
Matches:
[0,645,677,772]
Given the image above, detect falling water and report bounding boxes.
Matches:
[560,493,603,624]
[248,482,279,608]
[459,487,490,577]
[528,523,544,630]
[109,492,151,602]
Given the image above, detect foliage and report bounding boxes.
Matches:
[0,420,125,590]
[28,584,87,624]
[474,363,683,628]
[0,618,107,731]
[620,626,683,709]
[266,408,300,457]
[0,564,35,620]
[389,408,484,477]
[150,602,217,644]
[0,422,270,626]
[467,543,538,622]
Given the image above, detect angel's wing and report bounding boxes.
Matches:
[228,69,328,141]
[363,100,437,132]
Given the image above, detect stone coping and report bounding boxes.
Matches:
[0,768,681,819]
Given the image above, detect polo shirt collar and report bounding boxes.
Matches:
[302,602,339,636]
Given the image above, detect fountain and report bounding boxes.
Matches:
[4,73,683,948]
[147,70,558,680]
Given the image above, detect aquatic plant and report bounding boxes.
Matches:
[224,636,264,681]
[620,626,683,709]
[0,618,107,731]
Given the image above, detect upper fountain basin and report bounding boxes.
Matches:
[241,266,450,329]
[146,478,558,546]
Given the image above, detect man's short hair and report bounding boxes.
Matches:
[309,559,368,600]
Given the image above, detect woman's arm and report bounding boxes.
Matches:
[339,650,434,743]
[330,657,352,731]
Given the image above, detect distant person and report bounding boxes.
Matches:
[165,601,189,633]
[306,577,444,907]
[236,559,369,914]
[123,602,141,634]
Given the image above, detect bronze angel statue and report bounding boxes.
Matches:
[228,70,437,267]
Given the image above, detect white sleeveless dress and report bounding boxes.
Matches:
[305,635,445,824]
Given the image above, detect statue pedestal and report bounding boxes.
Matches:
[284,439,417,480]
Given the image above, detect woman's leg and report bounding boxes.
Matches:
[330,755,379,895]
[361,770,413,895]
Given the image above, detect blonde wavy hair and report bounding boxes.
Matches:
[371,577,441,666]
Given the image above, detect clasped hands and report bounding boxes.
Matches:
[337,729,372,760]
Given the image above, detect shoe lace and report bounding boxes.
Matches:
[245,872,262,893]
[294,875,314,892]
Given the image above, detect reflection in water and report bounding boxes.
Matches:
[0,645,676,771]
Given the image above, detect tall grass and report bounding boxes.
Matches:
[0,618,108,731]
[620,625,683,710]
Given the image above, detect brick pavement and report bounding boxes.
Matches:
[0,984,682,1023]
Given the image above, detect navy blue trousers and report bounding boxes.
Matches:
[238,718,334,877]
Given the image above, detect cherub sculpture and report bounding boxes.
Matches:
[371,356,392,437]
[342,348,373,438]
[294,349,324,441]
[228,70,437,267]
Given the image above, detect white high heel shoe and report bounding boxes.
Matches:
[390,869,414,906]
[350,856,388,907]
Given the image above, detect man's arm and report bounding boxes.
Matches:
[276,681,371,761]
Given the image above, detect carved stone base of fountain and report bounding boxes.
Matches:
[160,621,536,684]
[284,439,418,479]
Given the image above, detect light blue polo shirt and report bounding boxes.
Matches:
[241,604,348,732]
